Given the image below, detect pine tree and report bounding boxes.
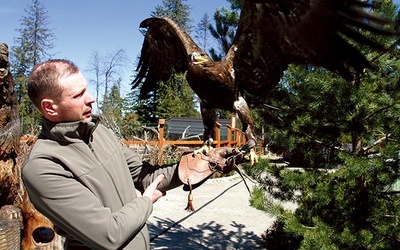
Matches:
[208,7,238,61]
[155,74,200,119]
[152,0,193,32]
[10,0,55,134]
[101,82,124,137]
[246,1,400,248]
[195,13,212,52]
[120,91,143,140]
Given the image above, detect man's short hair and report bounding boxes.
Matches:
[28,59,79,109]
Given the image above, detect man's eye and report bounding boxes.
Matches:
[73,92,84,99]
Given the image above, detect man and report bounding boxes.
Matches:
[22,59,239,249]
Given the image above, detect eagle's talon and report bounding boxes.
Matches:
[240,139,256,154]
[193,139,213,157]
[244,148,258,166]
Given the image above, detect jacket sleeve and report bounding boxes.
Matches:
[123,145,183,192]
[22,154,153,250]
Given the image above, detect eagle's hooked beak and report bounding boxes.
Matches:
[190,52,208,64]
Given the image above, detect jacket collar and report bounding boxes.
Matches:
[39,116,100,144]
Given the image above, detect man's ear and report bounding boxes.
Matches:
[41,98,58,117]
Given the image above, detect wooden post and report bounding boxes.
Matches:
[227,126,232,147]
[235,129,240,146]
[158,119,165,165]
[241,130,246,145]
[215,122,221,148]
[230,113,236,129]
[259,139,264,154]
[229,114,235,147]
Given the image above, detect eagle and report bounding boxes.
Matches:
[132,0,396,164]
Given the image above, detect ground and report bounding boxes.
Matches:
[147,170,296,249]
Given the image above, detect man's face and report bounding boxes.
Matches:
[55,71,95,122]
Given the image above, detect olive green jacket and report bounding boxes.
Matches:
[22,117,182,249]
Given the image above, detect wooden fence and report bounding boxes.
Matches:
[20,116,264,165]
[122,118,264,165]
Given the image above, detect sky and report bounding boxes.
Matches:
[0,0,230,101]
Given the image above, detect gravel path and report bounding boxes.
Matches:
[147,173,284,249]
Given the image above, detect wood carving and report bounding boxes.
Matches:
[0,42,21,207]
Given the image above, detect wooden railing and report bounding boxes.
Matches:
[121,118,263,165]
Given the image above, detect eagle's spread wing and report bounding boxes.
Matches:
[132,17,207,98]
[234,0,396,96]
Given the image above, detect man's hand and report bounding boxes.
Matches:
[143,174,166,203]
[208,147,243,174]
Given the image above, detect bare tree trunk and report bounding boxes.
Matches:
[352,131,363,156]
[88,50,102,112]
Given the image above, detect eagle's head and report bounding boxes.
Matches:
[190,52,208,65]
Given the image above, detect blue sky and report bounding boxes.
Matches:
[0,0,230,100]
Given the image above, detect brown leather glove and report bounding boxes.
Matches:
[208,147,243,174]
[178,147,243,187]
[178,147,243,212]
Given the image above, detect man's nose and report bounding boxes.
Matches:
[86,93,95,104]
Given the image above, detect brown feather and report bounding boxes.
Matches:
[233,0,396,96]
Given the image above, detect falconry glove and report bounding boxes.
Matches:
[178,147,243,211]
